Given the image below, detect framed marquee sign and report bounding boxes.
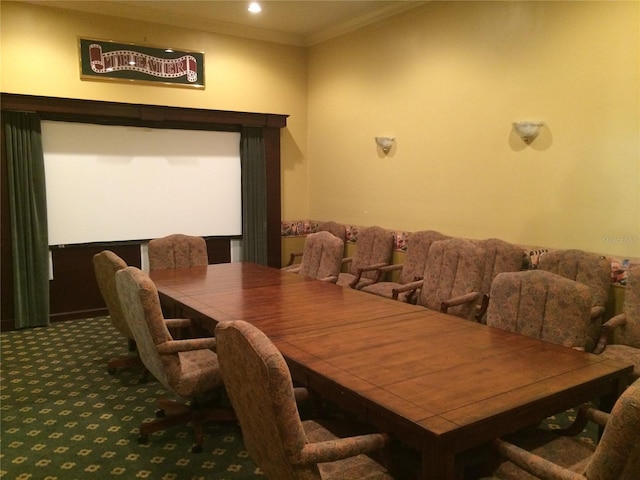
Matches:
[79,38,205,88]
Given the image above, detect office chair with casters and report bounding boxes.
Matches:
[283,221,347,269]
[485,270,592,349]
[361,230,449,302]
[336,225,394,290]
[148,233,208,270]
[115,266,235,453]
[392,238,485,320]
[281,231,344,282]
[214,319,396,480]
[537,249,611,351]
[479,378,640,480]
[473,238,527,322]
[595,264,640,381]
[93,250,141,375]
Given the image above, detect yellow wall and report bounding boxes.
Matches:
[2,1,639,259]
[0,1,310,221]
[307,1,640,258]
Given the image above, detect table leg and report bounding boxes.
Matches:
[422,446,456,480]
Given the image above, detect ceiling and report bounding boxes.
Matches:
[24,0,426,46]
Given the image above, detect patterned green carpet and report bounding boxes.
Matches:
[1,317,264,480]
[1,317,597,480]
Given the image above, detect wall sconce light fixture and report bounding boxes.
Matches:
[375,136,395,154]
[512,121,544,145]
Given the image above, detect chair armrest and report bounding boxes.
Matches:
[341,257,353,267]
[593,313,627,354]
[320,275,338,283]
[491,438,587,480]
[349,262,389,289]
[292,433,389,466]
[474,294,490,322]
[369,263,404,285]
[164,318,192,329]
[284,252,303,268]
[156,337,217,354]
[391,279,423,300]
[590,305,605,320]
[440,292,481,314]
[284,266,302,274]
[552,403,609,436]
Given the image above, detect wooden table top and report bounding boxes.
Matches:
[150,262,633,480]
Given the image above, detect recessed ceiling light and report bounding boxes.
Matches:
[248,2,261,14]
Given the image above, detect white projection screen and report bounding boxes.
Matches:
[42,121,242,246]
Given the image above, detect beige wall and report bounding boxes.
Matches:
[0,1,310,220]
[2,1,639,259]
[307,1,640,258]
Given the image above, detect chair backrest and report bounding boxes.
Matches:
[93,250,131,339]
[350,226,394,280]
[537,249,610,313]
[475,238,526,297]
[215,320,317,480]
[585,378,640,480]
[398,230,450,285]
[418,238,485,319]
[317,221,347,243]
[486,270,592,348]
[297,231,344,280]
[115,266,177,391]
[148,234,208,270]
[617,264,640,348]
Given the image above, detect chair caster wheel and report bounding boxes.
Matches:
[155,409,166,418]
[107,367,116,375]
[191,444,203,453]
[138,434,149,445]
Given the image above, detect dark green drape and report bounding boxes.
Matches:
[240,127,268,265]
[4,111,50,329]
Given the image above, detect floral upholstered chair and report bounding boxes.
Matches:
[392,238,485,320]
[214,319,395,480]
[93,250,144,374]
[480,378,640,480]
[537,249,611,351]
[148,233,208,270]
[595,264,640,381]
[336,225,394,290]
[283,221,347,269]
[115,266,234,452]
[473,238,527,322]
[282,231,344,282]
[360,230,449,301]
[486,270,592,349]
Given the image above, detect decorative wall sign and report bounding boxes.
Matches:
[79,38,204,88]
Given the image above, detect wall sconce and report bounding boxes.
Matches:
[375,136,395,154]
[512,121,544,145]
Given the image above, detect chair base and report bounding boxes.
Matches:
[137,398,236,452]
[106,354,143,375]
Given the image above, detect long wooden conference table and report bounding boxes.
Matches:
[149,262,633,480]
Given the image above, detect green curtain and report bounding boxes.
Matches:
[240,127,268,265]
[3,111,50,329]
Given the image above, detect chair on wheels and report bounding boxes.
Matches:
[283,221,346,270]
[392,238,485,320]
[474,238,527,322]
[93,250,142,374]
[537,249,611,351]
[148,233,208,270]
[214,319,396,480]
[336,225,394,289]
[595,264,640,381]
[479,378,640,480]
[484,270,592,349]
[360,230,449,301]
[281,231,344,282]
[115,266,234,452]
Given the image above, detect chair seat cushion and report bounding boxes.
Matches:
[173,349,223,397]
[302,420,393,480]
[600,344,640,380]
[360,282,411,302]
